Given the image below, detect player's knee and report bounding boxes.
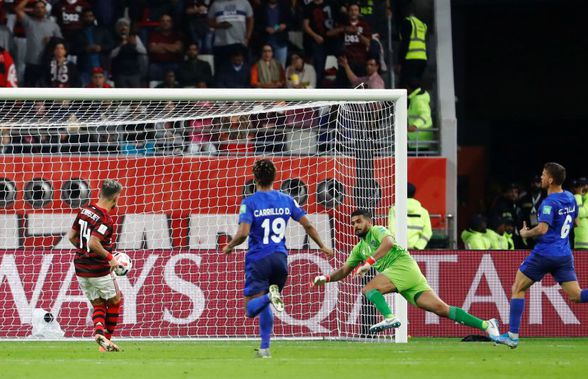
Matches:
[569,292,582,303]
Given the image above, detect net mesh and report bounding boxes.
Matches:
[0,95,401,340]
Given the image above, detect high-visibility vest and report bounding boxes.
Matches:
[408,88,433,149]
[405,16,427,61]
[575,193,588,249]
[388,198,432,249]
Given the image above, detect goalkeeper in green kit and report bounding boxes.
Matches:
[312,209,501,338]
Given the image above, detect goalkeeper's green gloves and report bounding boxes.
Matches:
[311,275,330,287]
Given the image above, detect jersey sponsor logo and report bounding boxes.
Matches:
[543,205,552,215]
[253,208,291,217]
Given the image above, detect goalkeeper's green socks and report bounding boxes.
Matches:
[365,289,394,319]
[448,306,488,331]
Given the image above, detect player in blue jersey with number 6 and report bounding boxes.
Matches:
[496,162,585,348]
[223,159,333,358]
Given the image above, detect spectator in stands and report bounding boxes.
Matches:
[93,0,125,29]
[487,216,515,250]
[331,2,371,87]
[154,102,186,155]
[41,39,81,87]
[519,175,545,248]
[286,50,316,88]
[251,43,285,88]
[15,0,63,87]
[388,182,432,250]
[338,55,384,89]
[0,8,15,54]
[218,115,253,154]
[176,42,213,88]
[406,80,433,151]
[303,0,340,87]
[111,18,147,88]
[572,177,588,249]
[73,8,114,85]
[490,182,523,248]
[0,127,11,153]
[397,5,427,88]
[0,46,17,87]
[208,0,254,72]
[257,0,291,67]
[148,14,183,81]
[185,0,213,53]
[461,214,492,250]
[155,70,181,88]
[52,0,91,46]
[188,111,217,155]
[85,66,111,88]
[215,50,250,88]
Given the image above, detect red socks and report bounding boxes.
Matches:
[105,302,121,340]
[92,305,107,336]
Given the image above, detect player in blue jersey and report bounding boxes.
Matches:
[223,159,333,358]
[496,162,586,348]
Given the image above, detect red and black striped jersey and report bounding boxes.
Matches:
[71,203,114,278]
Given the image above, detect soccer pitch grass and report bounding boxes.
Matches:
[1,339,587,379]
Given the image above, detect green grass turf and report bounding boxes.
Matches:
[1,338,587,379]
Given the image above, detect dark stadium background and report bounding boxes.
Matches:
[452,0,586,185]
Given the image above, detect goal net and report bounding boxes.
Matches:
[0,88,408,342]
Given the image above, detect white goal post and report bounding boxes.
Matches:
[0,88,407,343]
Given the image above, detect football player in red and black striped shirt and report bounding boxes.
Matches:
[68,179,123,352]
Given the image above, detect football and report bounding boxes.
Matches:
[113,252,132,276]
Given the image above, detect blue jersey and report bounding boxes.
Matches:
[238,190,306,261]
[533,191,578,257]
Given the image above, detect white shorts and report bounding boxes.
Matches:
[76,274,118,301]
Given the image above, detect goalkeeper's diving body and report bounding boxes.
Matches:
[312,209,501,339]
[223,159,333,358]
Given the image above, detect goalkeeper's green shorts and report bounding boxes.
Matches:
[380,255,431,306]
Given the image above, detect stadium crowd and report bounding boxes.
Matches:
[0,0,437,153]
[0,0,424,90]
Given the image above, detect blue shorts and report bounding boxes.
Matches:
[519,253,577,283]
[243,253,288,297]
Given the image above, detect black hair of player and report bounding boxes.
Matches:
[544,162,566,185]
[101,179,122,199]
[351,209,372,220]
[253,159,276,187]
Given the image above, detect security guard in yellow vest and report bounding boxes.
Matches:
[407,82,433,150]
[572,177,588,249]
[486,216,515,250]
[388,182,432,249]
[461,214,492,250]
[397,10,427,87]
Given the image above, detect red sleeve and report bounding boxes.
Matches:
[72,213,81,231]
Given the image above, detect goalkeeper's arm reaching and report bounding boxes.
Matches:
[311,263,355,286]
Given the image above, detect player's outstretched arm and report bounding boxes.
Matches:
[311,264,354,286]
[223,222,251,255]
[88,235,119,268]
[298,216,334,257]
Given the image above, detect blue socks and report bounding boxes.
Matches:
[509,298,525,333]
[246,295,270,318]
[259,305,273,349]
[581,289,588,303]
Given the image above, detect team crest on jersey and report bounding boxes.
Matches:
[543,205,552,215]
[371,241,377,248]
[239,204,247,214]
